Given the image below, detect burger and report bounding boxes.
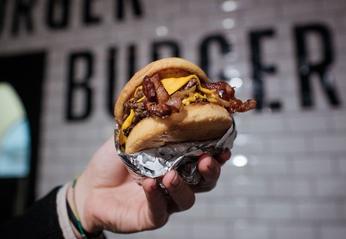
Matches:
[114,57,256,154]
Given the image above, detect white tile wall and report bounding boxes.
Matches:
[297,201,342,221]
[1,0,346,238]
[254,200,295,220]
[191,221,228,239]
[268,178,313,197]
[212,199,252,219]
[314,178,346,198]
[274,225,317,239]
[232,221,271,239]
[321,226,346,239]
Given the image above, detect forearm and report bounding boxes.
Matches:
[0,186,64,239]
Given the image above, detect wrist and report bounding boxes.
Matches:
[66,185,82,237]
[67,177,102,236]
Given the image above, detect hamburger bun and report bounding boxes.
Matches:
[115,57,233,153]
[126,104,231,153]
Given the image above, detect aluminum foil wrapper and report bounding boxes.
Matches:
[114,119,237,185]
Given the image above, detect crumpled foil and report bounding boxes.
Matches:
[114,119,237,185]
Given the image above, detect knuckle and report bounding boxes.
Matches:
[169,176,184,192]
[215,165,221,178]
[208,163,221,180]
[153,215,169,229]
[199,182,216,193]
[184,194,196,210]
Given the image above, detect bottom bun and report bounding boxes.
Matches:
[125,104,232,153]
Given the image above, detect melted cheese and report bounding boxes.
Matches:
[137,96,145,102]
[198,85,215,95]
[181,92,221,105]
[161,75,198,95]
[122,109,135,131]
[119,109,135,144]
[207,95,218,103]
[161,74,216,96]
[182,93,207,105]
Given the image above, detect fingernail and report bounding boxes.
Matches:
[170,171,180,187]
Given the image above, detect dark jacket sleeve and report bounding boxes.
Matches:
[0,186,64,239]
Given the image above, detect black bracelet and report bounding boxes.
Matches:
[66,197,102,239]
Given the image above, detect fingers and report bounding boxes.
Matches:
[194,154,221,192]
[193,149,230,193]
[215,148,231,165]
[142,178,168,228]
[143,148,231,220]
[162,170,195,213]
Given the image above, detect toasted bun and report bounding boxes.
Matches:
[115,57,208,124]
[125,104,232,153]
[114,57,232,153]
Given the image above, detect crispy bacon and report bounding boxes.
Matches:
[150,74,170,103]
[165,93,182,112]
[184,78,197,89]
[145,101,172,117]
[228,99,257,113]
[143,76,156,102]
[204,81,256,113]
[204,81,235,100]
[142,74,174,117]
[236,99,257,112]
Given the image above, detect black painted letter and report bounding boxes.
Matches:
[11,0,36,36]
[249,29,279,111]
[66,52,94,121]
[199,34,231,80]
[83,0,101,25]
[0,0,7,35]
[115,0,143,21]
[45,0,70,29]
[294,23,341,108]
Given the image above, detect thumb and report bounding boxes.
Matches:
[142,178,169,229]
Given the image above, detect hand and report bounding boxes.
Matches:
[70,136,231,234]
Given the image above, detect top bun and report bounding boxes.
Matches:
[114,57,208,124]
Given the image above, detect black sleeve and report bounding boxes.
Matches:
[0,186,64,239]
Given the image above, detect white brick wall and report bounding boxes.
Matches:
[1,0,346,238]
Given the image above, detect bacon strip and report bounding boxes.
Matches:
[143,76,156,102]
[204,81,256,113]
[142,74,175,117]
[150,74,170,104]
[145,102,172,117]
[165,93,182,112]
[232,99,257,112]
[184,78,197,89]
[204,81,235,100]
